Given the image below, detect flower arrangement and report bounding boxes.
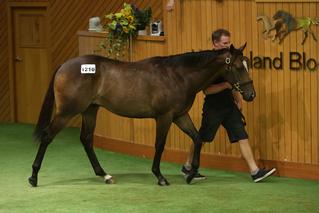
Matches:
[100,3,152,59]
[106,3,137,40]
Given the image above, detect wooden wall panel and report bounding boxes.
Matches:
[0,0,11,122]
[51,0,163,127]
[1,0,163,124]
[49,0,122,69]
[311,3,319,165]
[50,0,162,70]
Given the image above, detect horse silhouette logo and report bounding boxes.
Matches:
[257,10,319,45]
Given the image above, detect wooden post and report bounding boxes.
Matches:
[129,34,133,62]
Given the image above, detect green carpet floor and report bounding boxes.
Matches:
[0,123,318,213]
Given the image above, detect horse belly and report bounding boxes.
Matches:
[97,96,157,118]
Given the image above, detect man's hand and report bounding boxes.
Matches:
[223,82,232,90]
[166,0,175,11]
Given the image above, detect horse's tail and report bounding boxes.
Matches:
[33,66,60,142]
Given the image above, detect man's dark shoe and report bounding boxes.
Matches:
[181,166,207,180]
[251,168,276,183]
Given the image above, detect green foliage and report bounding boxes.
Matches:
[133,6,152,30]
[100,3,152,59]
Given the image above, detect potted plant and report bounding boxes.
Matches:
[132,5,152,35]
[101,3,137,59]
[100,3,152,59]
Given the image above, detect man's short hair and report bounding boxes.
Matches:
[211,29,231,43]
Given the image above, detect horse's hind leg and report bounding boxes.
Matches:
[174,113,202,184]
[80,105,113,184]
[152,114,172,186]
[29,114,72,187]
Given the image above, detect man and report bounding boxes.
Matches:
[182,29,276,183]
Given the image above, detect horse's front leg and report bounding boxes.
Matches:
[174,113,203,184]
[152,114,172,186]
[187,141,203,184]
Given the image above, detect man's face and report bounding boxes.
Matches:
[213,35,231,50]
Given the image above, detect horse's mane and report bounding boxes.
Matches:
[140,48,229,68]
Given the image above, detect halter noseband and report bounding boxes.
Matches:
[224,56,253,94]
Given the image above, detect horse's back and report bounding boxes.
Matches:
[53,54,194,118]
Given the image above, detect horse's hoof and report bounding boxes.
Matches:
[105,178,115,184]
[104,175,115,184]
[28,176,37,187]
[158,178,170,186]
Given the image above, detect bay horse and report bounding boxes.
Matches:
[29,43,255,187]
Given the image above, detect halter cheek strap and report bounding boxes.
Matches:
[225,56,253,94]
[226,56,249,125]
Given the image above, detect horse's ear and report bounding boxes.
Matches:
[230,44,235,53]
[238,42,247,52]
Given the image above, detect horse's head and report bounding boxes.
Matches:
[219,43,256,102]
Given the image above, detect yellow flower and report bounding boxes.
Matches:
[127,15,134,23]
[123,26,129,33]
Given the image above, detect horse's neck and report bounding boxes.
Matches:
[181,65,224,93]
[137,55,224,93]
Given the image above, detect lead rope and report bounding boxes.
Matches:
[234,102,246,126]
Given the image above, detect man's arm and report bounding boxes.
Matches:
[203,82,232,95]
[232,90,243,111]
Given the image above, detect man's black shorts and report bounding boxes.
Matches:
[199,103,248,143]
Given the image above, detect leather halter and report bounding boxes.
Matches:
[224,56,253,94]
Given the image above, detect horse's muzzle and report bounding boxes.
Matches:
[244,91,256,102]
